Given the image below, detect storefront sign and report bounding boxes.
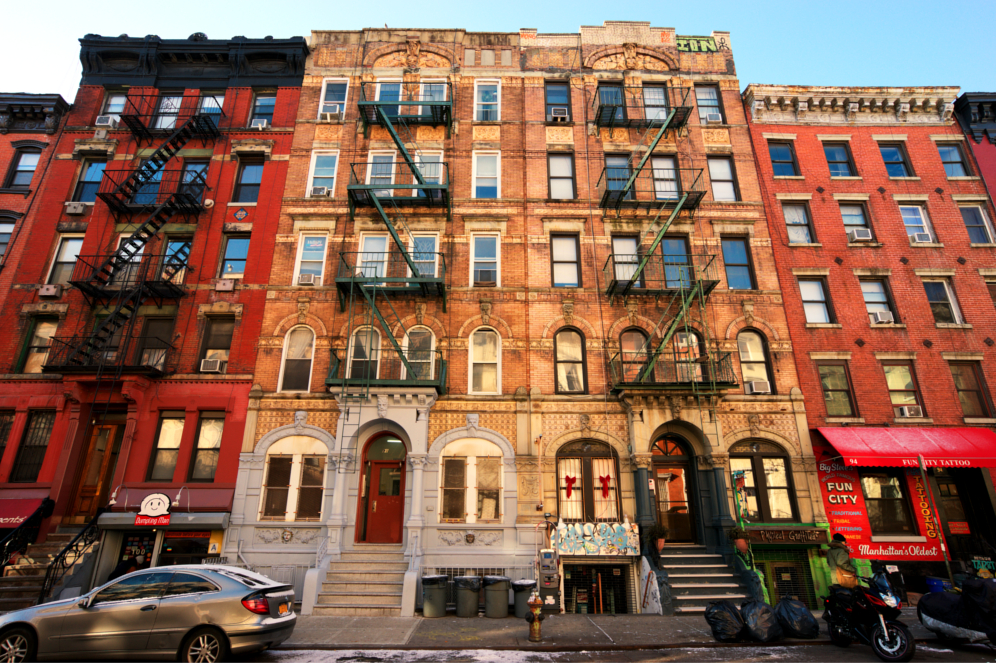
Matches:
[815,444,943,561]
[745,528,829,545]
[949,522,971,535]
[134,493,172,527]
[551,521,640,556]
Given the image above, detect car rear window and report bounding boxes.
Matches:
[164,572,218,596]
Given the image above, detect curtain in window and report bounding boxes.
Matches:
[282,328,315,391]
[477,457,501,520]
[591,457,619,521]
[557,457,583,521]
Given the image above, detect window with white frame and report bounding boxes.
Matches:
[47,235,84,286]
[475,80,500,121]
[319,79,348,116]
[410,233,438,278]
[359,234,388,281]
[922,279,964,324]
[473,152,499,199]
[440,438,503,523]
[366,152,396,197]
[376,79,402,119]
[900,205,935,241]
[280,326,316,392]
[261,436,328,522]
[419,80,447,118]
[960,206,995,244]
[414,151,443,198]
[295,234,328,285]
[403,326,435,380]
[348,327,380,379]
[470,328,500,394]
[470,234,499,286]
[307,151,338,196]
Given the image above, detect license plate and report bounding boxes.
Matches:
[278,602,290,615]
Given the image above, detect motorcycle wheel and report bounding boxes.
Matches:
[871,622,916,663]
[828,619,852,648]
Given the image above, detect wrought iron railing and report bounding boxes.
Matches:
[357,81,453,125]
[38,507,104,604]
[596,166,706,212]
[97,168,210,214]
[69,253,189,294]
[602,253,719,297]
[44,334,177,375]
[336,251,446,285]
[326,348,446,392]
[0,499,54,571]
[608,351,738,389]
[591,84,692,129]
[115,92,230,134]
[346,162,450,207]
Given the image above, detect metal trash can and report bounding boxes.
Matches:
[455,576,481,617]
[483,575,510,618]
[421,574,448,618]
[512,579,537,618]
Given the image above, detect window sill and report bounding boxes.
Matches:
[0,188,31,197]
[970,243,996,248]
[909,242,944,248]
[848,241,884,248]
[826,417,866,423]
[789,242,822,248]
[773,175,805,180]
[472,120,502,125]
[870,323,907,329]
[965,417,996,424]
[936,323,972,329]
[830,176,863,181]
[544,120,575,126]
[893,417,933,424]
[228,202,257,207]
[871,535,927,543]
[805,323,842,329]
[889,176,921,181]
[947,176,981,181]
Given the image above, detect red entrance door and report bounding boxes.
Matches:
[363,460,405,543]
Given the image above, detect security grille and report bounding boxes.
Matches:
[0,412,14,460]
[563,563,632,615]
[10,411,55,483]
[753,549,818,609]
[422,566,534,605]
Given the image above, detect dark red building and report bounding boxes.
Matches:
[744,85,996,591]
[0,33,306,603]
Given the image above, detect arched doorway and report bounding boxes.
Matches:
[651,434,696,543]
[356,433,407,544]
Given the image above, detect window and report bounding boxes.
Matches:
[817,362,856,417]
[840,203,870,235]
[180,161,208,202]
[674,331,705,382]
[545,82,570,120]
[960,206,995,244]
[92,572,173,606]
[824,143,855,177]
[403,327,435,380]
[189,414,224,481]
[471,234,499,287]
[261,448,327,522]
[219,236,250,279]
[661,236,691,288]
[783,204,814,243]
[419,81,447,118]
[103,92,127,118]
[365,153,395,197]
[305,152,337,195]
[139,318,174,370]
[695,85,722,122]
[937,143,968,177]
[131,160,162,205]
[414,152,443,198]
[799,278,833,323]
[554,328,586,394]
[643,85,669,122]
[548,154,575,199]
[721,237,754,290]
[198,93,224,127]
[319,79,348,115]
[347,327,380,380]
[730,441,796,522]
[556,440,620,522]
[473,153,499,198]
[738,330,772,390]
[47,236,84,286]
[250,93,276,125]
[950,362,992,418]
[358,235,387,281]
[611,237,640,287]
[768,143,798,177]
[860,471,915,535]
[375,80,401,118]
[147,412,185,481]
[883,362,924,417]
[900,205,934,241]
[20,318,58,374]
[280,327,315,392]
[164,573,218,597]
[0,412,13,463]
[604,155,632,200]
[470,328,500,394]
[922,279,963,324]
[233,161,263,203]
[410,234,438,278]
[879,143,912,177]
[0,220,14,259]
[652,156,678,200]
[707,157,738,201]
[295,234,327,284]
[550,234,581,287]
[440,439,504,523]
[201,319,234,372]
[475,81,499,121]
[5,150,40,189]
[861,280,897,324]
[152,93,181,130]
[619,329,649,382]
[598,85,624,121]
[72,160,106,203]
[9,411,54,483]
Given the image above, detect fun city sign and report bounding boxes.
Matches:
[134,493,172,527]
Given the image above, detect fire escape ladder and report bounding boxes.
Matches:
[618,106,678,200]
[637,279,703,384]
[619,193,689,298]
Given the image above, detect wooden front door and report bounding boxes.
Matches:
[363,461,405,543]
[654,464,695,543]
[69,425,123,523]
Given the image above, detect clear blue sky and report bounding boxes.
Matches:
[4,0,989,102]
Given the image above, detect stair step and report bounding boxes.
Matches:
[328,562,407,572]
[668,573,736,579]
[312,605,401,616]
[659,554,724,559]
[674,606,706,614]
[671,583,741,589]
[662,564,730,570]
[321,581,403,592]
[674,594,747,601]
[318,592,402,606]
[325,571,405,583]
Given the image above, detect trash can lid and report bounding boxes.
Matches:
[512,579,537,591]
[421,575,448,586]
[483,575,510,586]
[454,576,481,589]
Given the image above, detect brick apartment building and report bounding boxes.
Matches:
[744,85,996,592]
[0,33,307,606]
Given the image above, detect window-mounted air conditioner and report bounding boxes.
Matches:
[319,108,343,122]
[871,311,895,324]
[64,202,87,215]
[310,186,331,198]
[705,113,724,124]
[548,107,569,122]
[200,359,225,373]
[95,115,119,128]
[911,233,933,244]
[848,228,873,242]
[746,381,772,394]
[298,273,318,286]
[250,119,269,130]
[898,405,923,418]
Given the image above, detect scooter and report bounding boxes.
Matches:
[823,569,916,662]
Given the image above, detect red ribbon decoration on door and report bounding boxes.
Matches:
[598,475,612,499]
[564,476,577,499]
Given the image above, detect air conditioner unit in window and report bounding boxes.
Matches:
[64,202,87,215]
[95,115,119,128]
[298,273,318,286]
[310,186,331,198]
[251,119,269,130]
[200,359,225,373]
[848,228,874,242]
[871,311,895,324]
[898,405,923,418]
[548,115,569,123]
[747,381,772,394]
[705,113,723,124]
[550,107,569,117]
[911,233,933,244]
[319,107,343,122]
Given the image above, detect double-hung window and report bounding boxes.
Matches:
[960,206,995,244]
[695,85,722,122]
[234,160,263,203]
[783,203,814,243]
[440,439,504,523]
[475,81,500,121]
[840,203,870,236]
[768,143,798,177]
[861,280,897,324]
[950,362,992,418]
[883,361,924,417]
[880,143,913,177]
[922,279,963,324]
[900,205,934,241]
[652,156,678,200]
[220,236,250,279]
[10,411,55,483]
[5,150,40,190]
[598,85,624,122]
[319,79,348,116]
[545,83,571,121]
[308,152,338,195]
[201,319,234,373]
[375,80,402,118]
[860,471,915,535]
[707,157,737,201]
[556,441,620,522]
[471,235,499,286]
[824,142,855,177]
[415,153,443,198]
[47,235,84,285]
[20,318,58,374]
[937,143,968,177]
[262,453,326,522]
[250,93,276,125]
[296,235,327,285]
[72,160,106,203]
[147,412,184,481]
[799,278,833,323]
[548,154,575,199]
[139,318,174,370]
[470,328,500,394]
[473,153,499,198]
[721,237,754,290]
[738,331,772,390]
[199,93,224,127]
[729,441,797,522]
[0,219,14,260]
[189,414,224,481]
[554,328,586,394]
[102,92,127,120]
[643,85,669,122]
[280,327,315,392]
[817,362,856,417]
[410,234,438,278]
[551,234,581,287]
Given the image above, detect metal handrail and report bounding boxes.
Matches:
[69,253,190,291]
[347,162,449,189]
[590,84,692,128]
[0,499,54,571]
[44,334,177,373]
[358,81,453,106]
[38,507,105,604]
[609,351,738,388]
[336,251,445,282]
[326,348,445,386]
[596,166,705,212]
[118,93,230,131]
[603,253,718,293]
[97,168,210,213]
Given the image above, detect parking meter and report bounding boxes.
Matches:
[538,548,560,613]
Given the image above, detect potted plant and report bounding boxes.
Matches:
[728,526,750,554]
[643,523,670,552]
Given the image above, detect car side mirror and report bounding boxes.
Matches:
[78,596,90,609]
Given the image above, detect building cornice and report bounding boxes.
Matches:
[743,85,958,127]
[0,93,70,135]
[955,93,996,144]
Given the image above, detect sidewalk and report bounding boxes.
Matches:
[280,608,934,650]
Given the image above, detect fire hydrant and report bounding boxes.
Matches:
[525,590,545,642]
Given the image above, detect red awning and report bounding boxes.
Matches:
[0,499,44,527]
[817,427,996,468]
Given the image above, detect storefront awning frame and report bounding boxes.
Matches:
[816,426,996,468]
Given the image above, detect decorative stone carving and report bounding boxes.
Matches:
[795,101,808,120]
[405,39,421,69]
[438,529,503,546]
[330,453,354,471]
[197,301,243,320]
[742,300,755,327]
[603,128,628,142]
[297,298,310,323]
[625,298,639,326]
[562,300,575,326]
[748,414,761,437]
[472,125,500,141]
[845,103,859,122]
[897,102,910,122]
[520,474,540,498]
[466,413,479,434]
[941,102,955,122]
[702,128,730,145]
[231,138,274,161]
[314,124,341,141]
[669,396,683,420]
[579,413,591,434]
[439,530,464,546]
[593,52,669,72]
[377,395,389,419]
[545,126,573,144]
[752,100,767,121]
[374,49,450,69]
[417,407,429,422]
[255,527,320,545]
[293,410,307,431]
[409,455,428,469]
[479,299,492,325]
[414,302,426,325]
[417,125,445,141]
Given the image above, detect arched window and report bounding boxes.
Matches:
[403,326,435,380]
[469,327,500,394]
[280,326,315,392]
[729,440,796,522]
[554,328,587,394]
[260,436,328,522]
[348,327,380,379]
[440,438,504,524]
[673,330,704,383]
[737,330,773,393]
[619,328,648,382]
[556,440,620,523]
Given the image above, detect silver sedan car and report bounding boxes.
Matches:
[0,565,295,662]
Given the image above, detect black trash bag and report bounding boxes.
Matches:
[773,597,819,639]
[705,600,747,642]
[961,578,996,634]
[741,599,784,643]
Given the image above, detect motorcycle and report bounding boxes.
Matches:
[918,576,996,648]
[823,569,916,662]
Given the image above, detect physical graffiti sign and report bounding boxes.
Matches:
[676,37,717,53]
[551,521,640,556]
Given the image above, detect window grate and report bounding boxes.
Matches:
[563,563,631,615]
[753,549,818,609]
[10,411,55,483]
[0,411,15,459]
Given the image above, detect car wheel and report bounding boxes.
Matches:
[0,627,35,663]
[180,628,228,663]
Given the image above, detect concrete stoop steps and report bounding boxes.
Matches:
[313,547,407,616]
[660,545,749,614]
[0,528,93,613]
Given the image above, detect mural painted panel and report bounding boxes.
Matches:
[551,521,640,556]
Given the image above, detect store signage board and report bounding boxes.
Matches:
[949,522,971,535]
[745,528,828,545]
[134,493,172,527]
